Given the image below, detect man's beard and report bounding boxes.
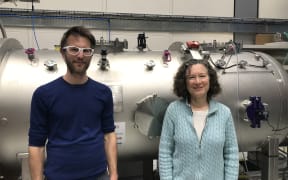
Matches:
[64,56,91,76]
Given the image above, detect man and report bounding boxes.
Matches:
[28,26,118,180]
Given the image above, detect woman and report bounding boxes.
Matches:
[159,59,239,180]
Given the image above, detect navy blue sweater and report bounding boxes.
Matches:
[29,77,115,180]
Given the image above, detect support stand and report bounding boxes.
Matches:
[260,136,279,180]
[143,159,153,180]
[17,152,30,180]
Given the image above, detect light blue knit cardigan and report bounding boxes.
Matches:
[159,99,239,180]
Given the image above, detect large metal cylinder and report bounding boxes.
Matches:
[0,38,288,178]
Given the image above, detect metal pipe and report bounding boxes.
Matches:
[0,20,7,38]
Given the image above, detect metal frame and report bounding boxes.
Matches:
[0,8,287,33]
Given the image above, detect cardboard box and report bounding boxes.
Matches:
[255,34,274,45]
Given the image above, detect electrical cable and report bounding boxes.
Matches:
[233,44,242,168]
[107,18,111,42]
[208,57,238,69]
[31,0,40,50]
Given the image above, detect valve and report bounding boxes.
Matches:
[137,33,147,50]
[162,50,171,65]
[238,60,248,69]
[44,60,57,71]
[25,48,35,61]
[145,60,155,71]
[0,117,8,126]
[98,49,110,70]
[246,96,269,128]
[186,41,200,49]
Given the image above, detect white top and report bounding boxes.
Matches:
[193,110,208,141]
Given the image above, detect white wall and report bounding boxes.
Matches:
[172,0,233,17]
[2,0,287,18]
[1,0,287,50]
[0,0,104,11]
[259,0,288,19]
[1,0,234,16]
[107,0,171,15]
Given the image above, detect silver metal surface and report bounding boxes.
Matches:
[1,39,288,178]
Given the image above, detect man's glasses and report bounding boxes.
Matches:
[62,46,94,56]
